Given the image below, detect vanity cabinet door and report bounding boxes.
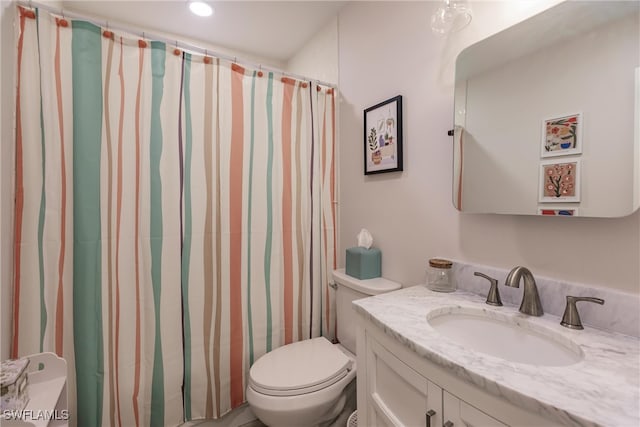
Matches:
[366,339,442,427]
[443,391,508,427]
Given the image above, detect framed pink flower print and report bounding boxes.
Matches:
[539,158,581,203]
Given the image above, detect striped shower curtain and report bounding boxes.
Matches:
[11,6,337,426]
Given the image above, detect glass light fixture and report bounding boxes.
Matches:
[431,0,472,35]
[189,1,214,17]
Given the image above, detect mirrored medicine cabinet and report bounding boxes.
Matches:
[453,0,639,217]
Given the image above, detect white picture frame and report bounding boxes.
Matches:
[537,206,579,216]
[539,158,581,203]
[541,112,582,158]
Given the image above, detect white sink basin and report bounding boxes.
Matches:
[427,307,583,366]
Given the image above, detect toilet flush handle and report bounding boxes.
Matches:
[328,281,338,290]
[425,409,436,427]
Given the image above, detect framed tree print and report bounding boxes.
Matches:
[539,158,581,203]
[364,95,403,174]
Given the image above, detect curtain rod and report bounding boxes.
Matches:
[16,0,337,89]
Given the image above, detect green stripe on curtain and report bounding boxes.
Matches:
[181,53,193,419]
[149,40,166,427]
[264,72,274,352]
[295,88,304,342]
[202,58,215,418]
[35,9,47,353]
[71,20,104,427]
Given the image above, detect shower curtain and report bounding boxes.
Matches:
[11,6,337,426]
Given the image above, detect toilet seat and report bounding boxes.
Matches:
[249,337,352,397]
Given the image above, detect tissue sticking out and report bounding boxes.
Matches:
[357,229,373,249]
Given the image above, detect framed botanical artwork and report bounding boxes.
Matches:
[364,95,403,175]
[541,112,582,158]
[539,158,581,203]
[537,206,579,216]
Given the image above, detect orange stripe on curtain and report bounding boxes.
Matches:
[131,42,145,427]
[321,99,330,334]
[11,7,28,359]
[103,34,117,427]
[282,80,295,344]
[114,36,125,427]
[456,128,464,210]
[229,63,245,409]
[213,58,223,418]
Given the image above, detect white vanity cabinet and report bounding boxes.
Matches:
[356,319,558,427]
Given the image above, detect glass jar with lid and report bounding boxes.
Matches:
[426,258,456,292]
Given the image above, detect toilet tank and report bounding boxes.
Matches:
[332,269,401,353]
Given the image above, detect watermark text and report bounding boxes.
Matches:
[2,409,70,421]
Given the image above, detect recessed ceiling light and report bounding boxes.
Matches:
[189,1,214,17]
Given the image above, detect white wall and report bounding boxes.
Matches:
[286,16,339,84]
[61,3,287,71]
[338,1,640,294]
[1,0,16,361]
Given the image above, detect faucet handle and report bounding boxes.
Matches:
[560,296,605,330]
[474,272,502,306]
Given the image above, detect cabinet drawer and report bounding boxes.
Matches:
[367,339,442,427]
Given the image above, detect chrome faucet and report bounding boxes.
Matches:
[504,266,543,316]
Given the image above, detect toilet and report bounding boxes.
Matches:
[246,269,401,427]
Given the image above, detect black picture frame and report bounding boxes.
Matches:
[364,95,403,175]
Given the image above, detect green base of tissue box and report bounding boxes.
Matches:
[345,247,381,279]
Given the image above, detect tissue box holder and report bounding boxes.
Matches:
[1,357,30,412]
[346,247,381,279]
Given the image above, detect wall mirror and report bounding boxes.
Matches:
[453,1,639,217]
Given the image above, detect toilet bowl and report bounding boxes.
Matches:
[246,269,401,427]
[246,337,356,427]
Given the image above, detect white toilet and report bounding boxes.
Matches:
[246,269,401,427]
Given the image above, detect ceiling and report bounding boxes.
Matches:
[61,1,346,64]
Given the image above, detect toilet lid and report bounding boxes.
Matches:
[249,337,353,397]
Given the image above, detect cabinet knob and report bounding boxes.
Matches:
[425,409,436,427]
[444,421,454,427]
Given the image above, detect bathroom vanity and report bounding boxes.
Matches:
[353,285,640,427]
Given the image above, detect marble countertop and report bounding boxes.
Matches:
[353,286,640,427]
